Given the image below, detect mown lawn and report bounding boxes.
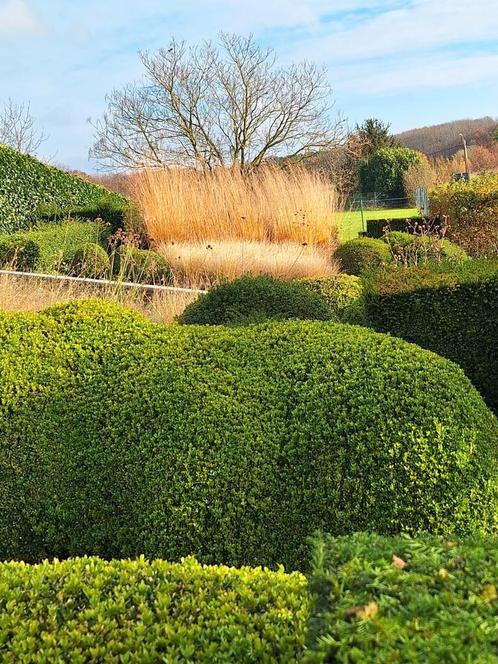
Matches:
[337,207,420,241]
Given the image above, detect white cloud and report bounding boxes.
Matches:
[0,0,41,36]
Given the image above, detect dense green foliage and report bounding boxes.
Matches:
[431,173,498,257]
[361,260,498,412]
[333,237,391,275]
[69,243,111,278]
[117,245,173,285]
[0,144,126,233]
[299,275,363,320]
[365,216,422,238]
[0,221,108,273]
[0,556,308,662]
[178,276,332,325]
[1,301,496,570]
[358,147,421,199]
[306,532,498,663]
[383,231,468,265]
[38,197,136,234]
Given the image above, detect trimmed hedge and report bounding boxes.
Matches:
[306,532,498,663]
[0,220,109,273]
[37,196,137,235]
[333,237,391,275]
[69,243,111,278]
[117,244,173,285]
[0,144,127,233]
[366,216,421,238]
[1,301,497,570]
[178,275,332,325]
[0,556,308,662]
[383,231,468,265]
[361,260,498,412]
[299,275,363,321]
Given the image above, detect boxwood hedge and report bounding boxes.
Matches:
[178,276,332,325]
[298,275,363,321]
[0,556,308,662]
[306,532,498,663]
[0,144,126,233]
[0,220,109,273]
[361,260,498,413]
[0,301,497,570]
[333,238,392,275]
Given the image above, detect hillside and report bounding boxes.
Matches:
[396,117,497,158]
[0,144,125,233]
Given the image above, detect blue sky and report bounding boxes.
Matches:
[1,0,497,171]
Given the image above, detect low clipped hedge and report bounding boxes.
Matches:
[116,245,173,285]
[366,216,421,238]
[179,276,332,325]
[0,556,308,662]
[1,301,497,570]
[361,260,498,412]
[69,243,111,278]
[299,275,363,321]
[306,532,498,663]
[0,144,126,233]
[383,231,468,265]
[333,238,391,275]
[0,220,108,273]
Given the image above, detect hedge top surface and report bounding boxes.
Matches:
[1,301,497,570]
[0,555,308,663]
[178,275,332,325]
[333,237,391,275]
[306,532,498,663]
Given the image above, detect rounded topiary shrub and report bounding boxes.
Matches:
[69,243,111,278]
[299,274,363,320]
[178,275,332,325]
[117,245,173,285]
[0,236,39,270]
[1,301,497,571]
[333,237,391,275]
[383,231,468,265]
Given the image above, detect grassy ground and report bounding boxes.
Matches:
[338,207,420,241]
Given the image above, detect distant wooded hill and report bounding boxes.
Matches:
[396,117,497,158]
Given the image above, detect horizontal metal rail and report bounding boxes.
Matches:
[0,269,207,294]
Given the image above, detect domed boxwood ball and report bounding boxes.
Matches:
[178,275,332,325]
[298,274,363,320]
[0,301,497,570]
[69,242,111,278]
[333,237,391,275]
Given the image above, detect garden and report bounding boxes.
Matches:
[1,30,498,661]
[0,136,497,662]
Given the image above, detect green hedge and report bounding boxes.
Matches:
[306,532,498,663]
[299,275,363,321]
[69,243,111,278]
[0,556,308,662]
[116,244,173,285]
[178,276,332,325]
[0,220,109,273]
[361,260,498,412]
[1,301,496,570]
[383,231,468,265]
[0,144,127,233]
[366,216,421,238]
[333,237,391,275]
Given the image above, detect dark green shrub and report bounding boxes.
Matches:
[299,275,363,320]
[383,231,468,265]
[179,276,332,325]
[366,216,421,238]
[37,195,138,234]
[333,237,391,275]
[69,243,111,278]
[306,532,498,663]
[0,556,308,662]
[1,301,496,570]
[361,260,498,412]
[358,147,422,199]
[0,144,127,233]
[0,221,109,273]
[0,236,39,270]
[117,245,173,285]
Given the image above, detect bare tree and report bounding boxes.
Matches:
[90,33,345,171]
[0,99,47,155]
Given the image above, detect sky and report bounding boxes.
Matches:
[1,0,497,171]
